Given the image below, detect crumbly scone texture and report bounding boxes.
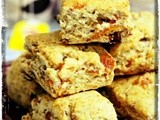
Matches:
[109,40,155,75]
[25,31,116,98]
[59,0,130,44]
[131,12,155,41]
[21,90,117,120]
[120,11,155,43]
[6,52,43,108]
[107,72,156,120]
[109,11,156,76]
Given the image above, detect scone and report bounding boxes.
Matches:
[21,90,117,120]
[59,0,130,44]
[25,31,116,98]
[6,52,44,108]
[109,40,155,75]
[121,11,155,43]
[109,12,156,75]
[131,12,155,41]
[107,72,157,120]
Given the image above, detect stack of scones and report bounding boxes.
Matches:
[6,0,157,119]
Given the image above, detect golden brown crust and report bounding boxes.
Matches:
[6,52,43,108]
[25,31,116,98]
[109,12,156,76]
[22,91,117,120]
[59,0,130,44]
[109,40,155,75]
[107,72,156,120]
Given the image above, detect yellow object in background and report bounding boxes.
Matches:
[8,20,50,50]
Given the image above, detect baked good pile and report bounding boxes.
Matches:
[6,0,157,119]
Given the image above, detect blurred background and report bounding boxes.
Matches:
[2,0,156,63]
[3,0,61,63]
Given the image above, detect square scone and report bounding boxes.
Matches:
[59,0,130,44]
[25,31,116,98]
[6,52,43,108]
[107,72,157,120]
[22,91,117,120]
[108,12,156,76]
